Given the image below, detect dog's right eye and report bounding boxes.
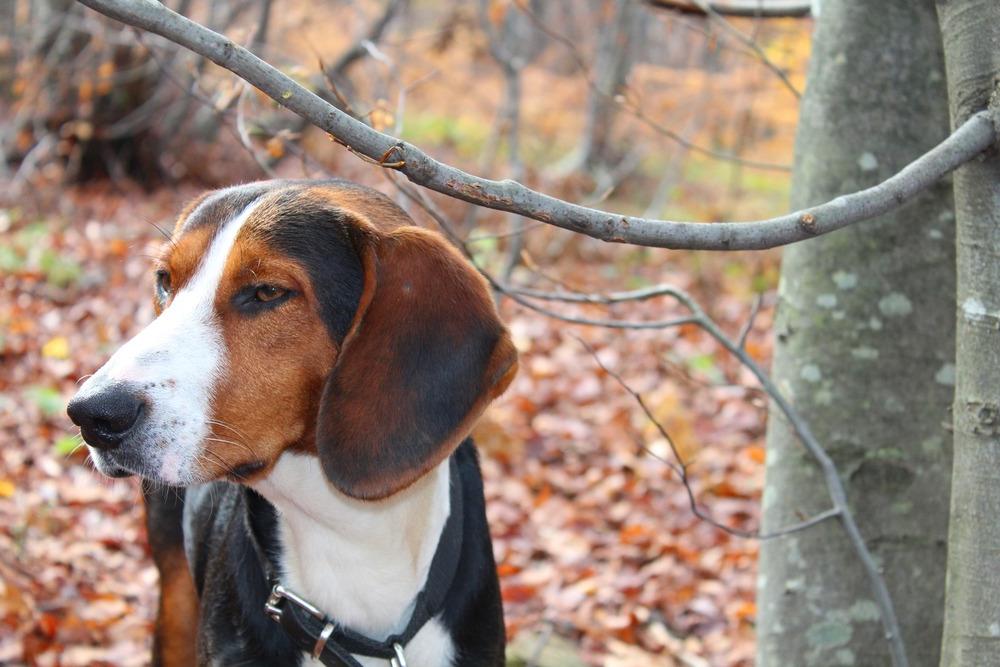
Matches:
[155,269,172,302]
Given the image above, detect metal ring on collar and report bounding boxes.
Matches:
[312,621,336,660]
[390,642,407,667]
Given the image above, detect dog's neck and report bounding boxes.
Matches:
[252,452,451,641]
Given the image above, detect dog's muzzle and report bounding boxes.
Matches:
[67,384,147,477]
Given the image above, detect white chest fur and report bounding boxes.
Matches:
[253,453,455,667]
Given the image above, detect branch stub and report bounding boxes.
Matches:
[798,212,818,234]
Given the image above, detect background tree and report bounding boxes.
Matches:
[571,0,644,181]
[938,0,1000,662]
[758,1,955,665]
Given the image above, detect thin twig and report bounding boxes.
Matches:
[466,221,547,243]
[235,82,277,177]
[689,298,908,666]
[736,293,763,349]
[645,0,812,18]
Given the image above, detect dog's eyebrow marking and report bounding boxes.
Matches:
[180,182,275,233]
[181,203,256,308]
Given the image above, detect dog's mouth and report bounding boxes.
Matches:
[85,433,271,486]
[87,445,149,480]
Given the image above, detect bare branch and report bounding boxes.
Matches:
[521,280,904,658]
[74,0,996,251]
[645,0,813,18]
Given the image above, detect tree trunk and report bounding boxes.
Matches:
[577,0,642,174]
[757,1,955,665]
[936,0,1000,664]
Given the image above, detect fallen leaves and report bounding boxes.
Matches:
[40,338,69,361]
[1,182,190,665]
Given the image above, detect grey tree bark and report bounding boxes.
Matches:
[757,1,955,665]
[565,0,644,176]
[936,1,1000,664]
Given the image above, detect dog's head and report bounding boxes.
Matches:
[68,180,517,499]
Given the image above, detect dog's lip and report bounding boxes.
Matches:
[89,446,146,479]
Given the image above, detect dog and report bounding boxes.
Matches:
[67,180,518,666]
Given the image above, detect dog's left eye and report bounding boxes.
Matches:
[254,285,287,303]
[233,283,294,313]
[154,269,172,301]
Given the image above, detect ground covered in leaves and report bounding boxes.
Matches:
[1,178,776,666]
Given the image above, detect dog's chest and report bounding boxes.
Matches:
[255,453,456,667]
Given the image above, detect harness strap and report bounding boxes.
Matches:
[250,457,464,667]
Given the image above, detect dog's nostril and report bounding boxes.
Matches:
[94,401,142,434]
[67,387,145,450]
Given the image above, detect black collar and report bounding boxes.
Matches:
[246,457,464,667]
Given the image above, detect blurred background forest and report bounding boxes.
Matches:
[0,1,811,664]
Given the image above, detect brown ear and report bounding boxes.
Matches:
[315,226,517,499]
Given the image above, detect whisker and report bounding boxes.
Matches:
[144,219,177,249]
[207,418,251,441]
[204,436,256,458]
[202,450,246,482]
[204,429,257,457]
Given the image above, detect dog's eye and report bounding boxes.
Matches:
[254,285,287,303]
[155,269,171,301]
[232,283,294,313]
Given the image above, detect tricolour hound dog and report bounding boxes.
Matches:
[68,180,517,666]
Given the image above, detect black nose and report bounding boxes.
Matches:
[67,387,145,450]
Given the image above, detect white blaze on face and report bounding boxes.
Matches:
[77,198,259,484]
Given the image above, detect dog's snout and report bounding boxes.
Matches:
[67,387,145,450]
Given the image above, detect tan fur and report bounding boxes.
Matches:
[152,547,198,667]
[200,232,336,479]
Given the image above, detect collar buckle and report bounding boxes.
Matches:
[264,583,326,623]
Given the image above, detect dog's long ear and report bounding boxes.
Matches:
[316,226,517,500]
